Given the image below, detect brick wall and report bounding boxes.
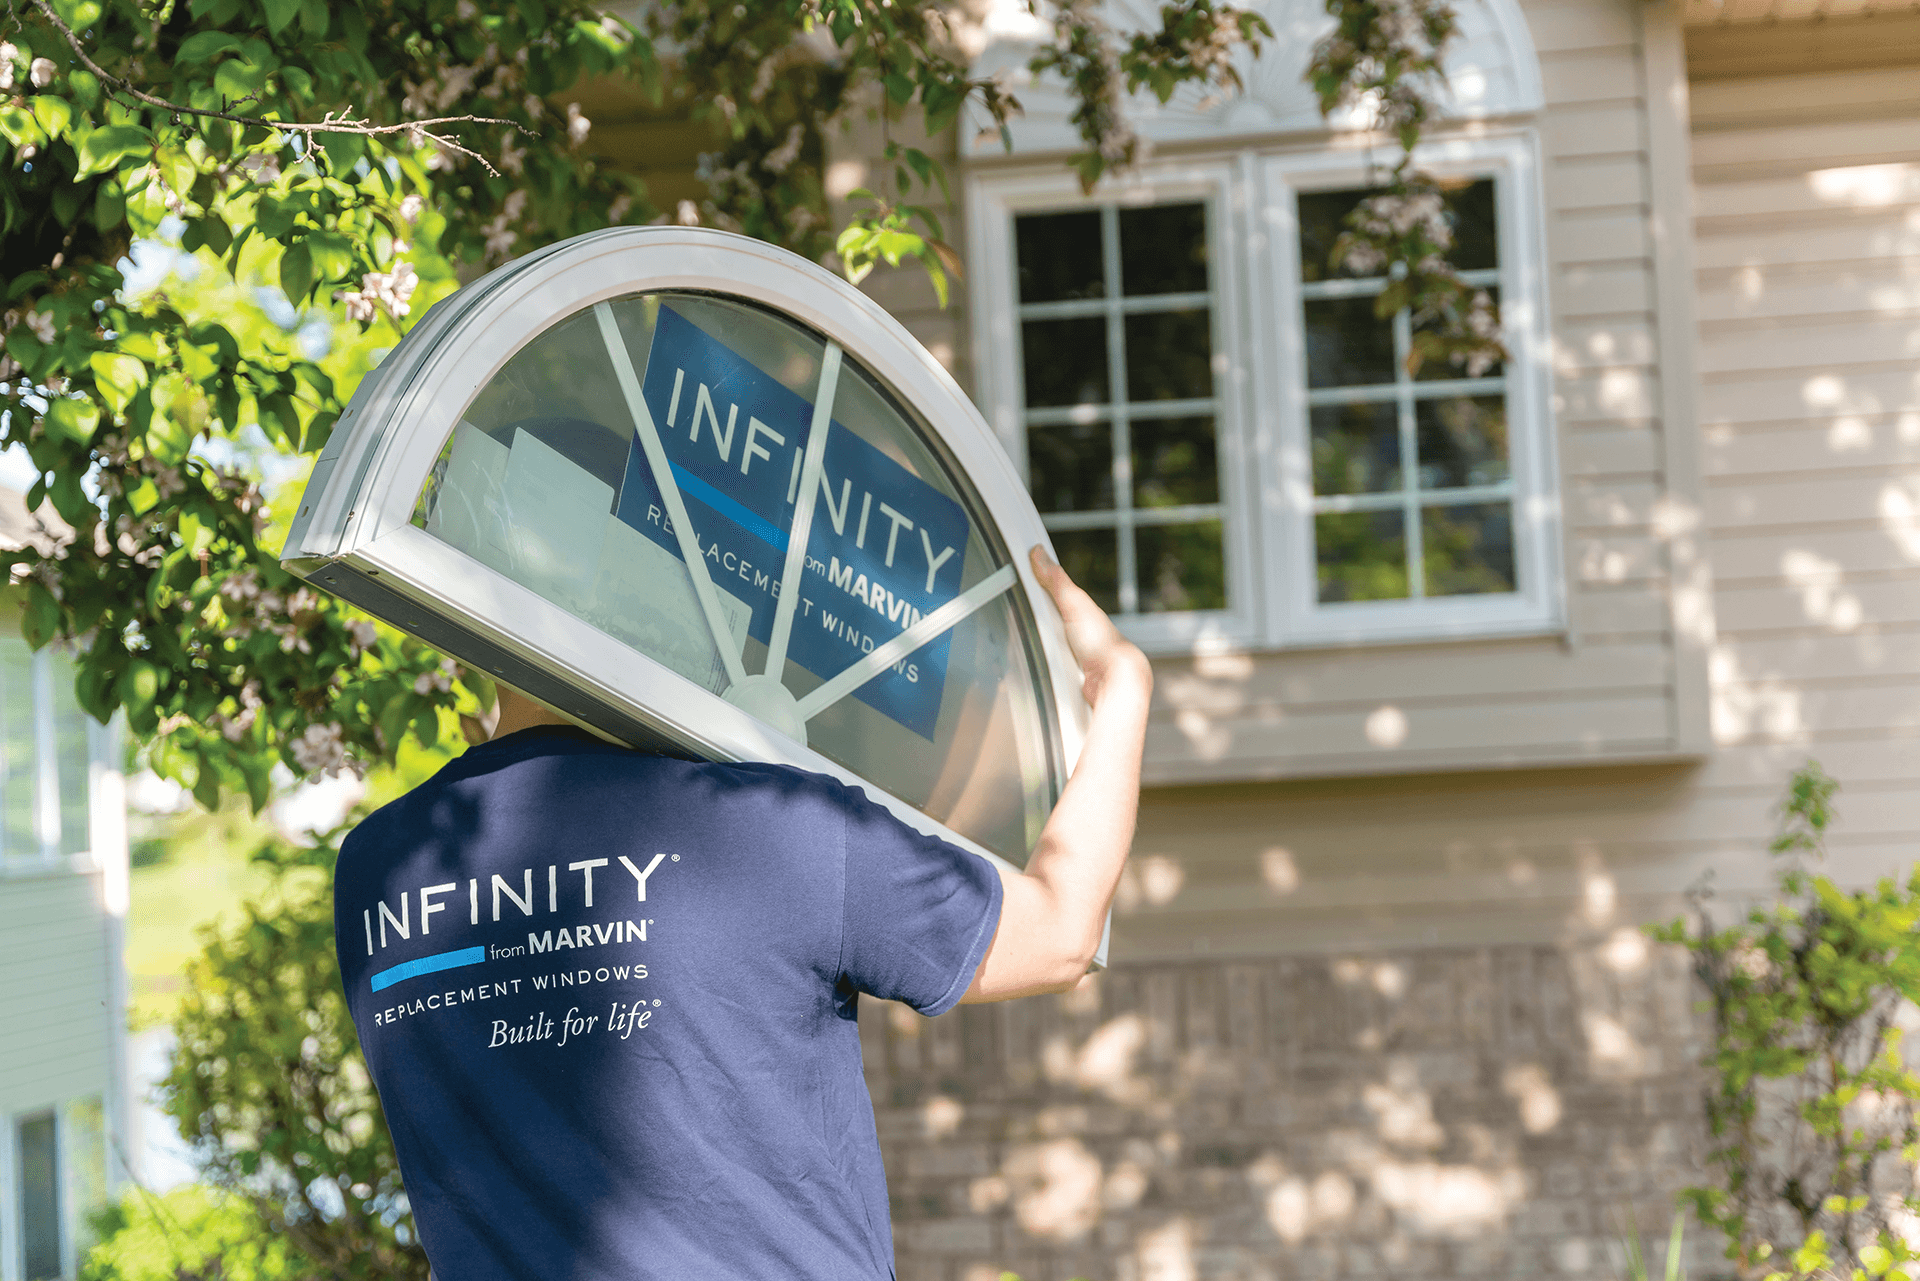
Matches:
[862,940,1718,1281]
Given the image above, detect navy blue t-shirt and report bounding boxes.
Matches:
[332,726,1003,1280]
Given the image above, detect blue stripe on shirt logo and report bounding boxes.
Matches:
[371,945,487,993]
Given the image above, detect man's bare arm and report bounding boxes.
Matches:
[961,547,1153,1003]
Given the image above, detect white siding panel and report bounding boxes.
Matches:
[0,871,112,1111]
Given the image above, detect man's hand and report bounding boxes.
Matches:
[960,547,1154,1003]
[1027,545,1152,711]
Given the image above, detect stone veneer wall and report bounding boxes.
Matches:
[861,941,1719,1281]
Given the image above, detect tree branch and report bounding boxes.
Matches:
[27,0,522,175]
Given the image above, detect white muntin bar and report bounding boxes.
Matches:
[764,342,843,682]
[592,302,749,689]
[795,564,1019,723]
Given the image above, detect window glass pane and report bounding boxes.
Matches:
[1316,510,1409,602]
[1423,502,1516,596]
[1131,416,1218,508]
[1136,521,1225,612]
[1123,310,1212,402]
[19,1109,60,1281]
[1119,205,1208,295]
[1049,528,1120,614]
[1,641,35,863]
[1305,297,1394,388]
[1443,178,1498,272]
[1311,402,1401,496]
[1414,286,1503,382]
[63,1096,108,1260]
[1021,318,1109,408]
[1016,210,1105,303]
[1415,396,1509,489]
[1296,188,1372,283]
[1027,422,1114,513]
[416,291,1060,861]
[49,654,91,857]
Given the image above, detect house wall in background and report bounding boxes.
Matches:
[854,2,1920,1278]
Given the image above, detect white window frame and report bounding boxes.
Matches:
[966,161,1264,653]
[967,130,1562,654]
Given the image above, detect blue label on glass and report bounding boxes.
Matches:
[613,306,971,739]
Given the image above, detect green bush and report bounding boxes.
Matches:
[1654,764,1920,1279]
[82,1185,318,1281]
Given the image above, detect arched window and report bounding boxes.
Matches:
[964,0,1558,652]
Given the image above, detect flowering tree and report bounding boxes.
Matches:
[3,0,1477,803]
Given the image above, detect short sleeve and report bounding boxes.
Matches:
[838,782,1004,1016]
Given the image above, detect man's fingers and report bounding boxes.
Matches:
[1031,544,1121,666]
[1030,545,1096,621]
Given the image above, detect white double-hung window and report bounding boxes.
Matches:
[969,134,1560,653]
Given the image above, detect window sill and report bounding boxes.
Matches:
[0,852,101,882]
[1125,611,1568,659]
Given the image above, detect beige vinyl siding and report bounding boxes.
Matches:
[0,869,111,1110]
[1096,18,1920,965]
[1126,0,1691,785]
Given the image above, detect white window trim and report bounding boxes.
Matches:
[967,129,1563,655]
[966,160,1265,654]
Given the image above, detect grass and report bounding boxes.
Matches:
[126,798,285,1028]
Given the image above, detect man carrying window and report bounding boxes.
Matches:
[331,546,1151,1280]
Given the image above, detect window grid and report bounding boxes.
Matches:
[1017,203,1225,616]
[1300,264,1511,603]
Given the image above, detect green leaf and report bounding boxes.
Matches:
[319,131,365,174]
[90,352,149,414]
[28,96,71,139]
[175,30,243,63]
[77,125,152,176]
[44,398,101,446]
[0,104,46,150]
[50,0,102,27]
[262,0,301,36]
[279,241,314,304]
[214,58,268,106]
[116,659,163,733]
[305,230,355,284]
[22,583,59,650]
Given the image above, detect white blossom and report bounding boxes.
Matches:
[676,199,701,227]
[345,619,378,654]
[566,102,591,146]
[0,43,17,92]
[335,289,377,323]
[480,213,517,258]
[606,194,632,224]
[24,310,54,343]
[499,135,526,175]
[220,568,262,604]
[522,93,545,120]
[216,706,256,743]
[28,57,54,89]
[763,123,804,175]
[398,194,424,223]
[290,722,348,775]
[501,190,528,221]
[339,264,418,322]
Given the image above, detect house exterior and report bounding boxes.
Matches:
[771,1,1918,1277]
[0,489,131,1281]
[510,0,1919,1269]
